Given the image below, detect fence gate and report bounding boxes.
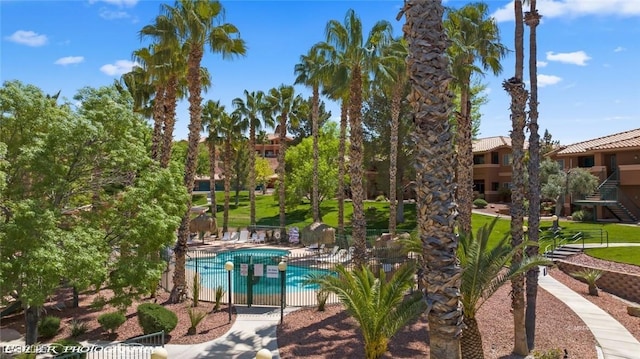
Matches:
[232,253,285,307]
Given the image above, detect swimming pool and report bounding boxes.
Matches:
[186,248,331,295]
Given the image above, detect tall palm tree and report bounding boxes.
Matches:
[304,263,425,359]
[161,0,246,303]
[294,46,328,223]
[232,90,270,227]
[218,109,245,233]
[201,99,225,217]
[375,37,408,236]
[503,0,530,354]
[264,84,305,240]
[321,9,392,266]
[445,3,508,235]
[402,1,463,358]
[524,0,542,349]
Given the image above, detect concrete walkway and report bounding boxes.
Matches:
[164,306,298,359]
[538,269,640,359]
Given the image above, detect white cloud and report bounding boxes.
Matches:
[54,56,85,65]
[537,74,562,87]
[89,0,138,7]
[546,51,591,66]
[492,0,640,22]
[537,60,548,68]
[5,30,48,47]
[614,46,626,52]
[99,8,130,20]
[100,60,139,76]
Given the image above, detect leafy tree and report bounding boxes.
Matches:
[540,129,559,155]
[304,263,425,359]
[254,157,274,195]
[0,81,187,343]
[284,123,340,215]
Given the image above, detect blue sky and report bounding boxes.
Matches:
[2,0,639,145]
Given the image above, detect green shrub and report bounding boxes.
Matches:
[97,311,126,333]
[531,348,564,359]
[187,308,207,335]
[38,315,61,339]
[70,319,88,338]
[89,295,108,310]
[15,353,37,359]
[375,194,386,202]
[214,285,225,312]
[51,339,86,359]
[473,198,488,209]
[137,303,178,334]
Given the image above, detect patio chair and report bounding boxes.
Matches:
[255,232,266,244]
[316,246,341,263]
[238,230,250,243]
[250,232,259,243]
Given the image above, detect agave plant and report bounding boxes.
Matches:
[187,308,207,335]
[304,263,425,359]
[213,285,225,312]
[571,269,603,296]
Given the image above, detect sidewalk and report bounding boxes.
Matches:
[164,306,298,359]
[538,269,640,359]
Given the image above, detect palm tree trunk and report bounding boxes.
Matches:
[312,85,320,222]
[160,75,178,168]
[525,1,542,349]
[404,1,463,358]
[349,68,367,267]
[506,0,530,354]
[388,83,401,236]
[456,86,473,235]
[170,48,204,304]
[151,84,165,161]
[223,139,232,233]
[249,125,256,226]
[337,100,348,244]
[278,113,288,241]
[208,134,217,218]
[461,316,485,359]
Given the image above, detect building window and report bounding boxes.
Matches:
[491,182,500,191]
[503,182,511,189]
[491,152,499,164]
[473,154,485,165]
[473,180,485,194]
[556,159,564,170]
[578,156,595,167]
[503,154,513,166]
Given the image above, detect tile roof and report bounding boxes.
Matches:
[556,128,640,155]
[473,136,511,152]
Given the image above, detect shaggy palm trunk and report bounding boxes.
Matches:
[461,316,485,359]
[223,139,232,233]
[456,86,473,235]
[312,85,320,222]
[506,0,530,354]
[404,1,463,358]
[349,68,367,267]
[525,1,542,350]
[160,75,178,168]
[151,84,165,161]
[208,135,217,217]
[171,48,204,303]
[388,83,402,235]
[249,125,256,226]
[277,112,288,241]
[337,100,348,243]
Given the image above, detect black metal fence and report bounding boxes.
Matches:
[44,331,165,359]
[180,245,411,308]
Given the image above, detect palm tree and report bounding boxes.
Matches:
[304,263,425,359]
[375,37,408,236]
[264,84,305,240]
[294,46,327,223]
[503,0,530,354]
[321,9,392,266]
[457,219,550,359]
[201,99,224,217]
[445,3,508,235]
[232,90,270,227]
[161,0,246,303]
[218,109,245,234]
[401,1,463,358]
[524,0,543,349]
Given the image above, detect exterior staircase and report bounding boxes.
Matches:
[544,244,583,261]
[583,178,638,223]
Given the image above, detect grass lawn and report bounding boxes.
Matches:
[584,247,640,266]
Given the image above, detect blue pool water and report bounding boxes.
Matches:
[186,248,331,293]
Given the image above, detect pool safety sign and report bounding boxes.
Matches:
[266,265,279,278]
[240,263,248,276]
[254,263,264,277]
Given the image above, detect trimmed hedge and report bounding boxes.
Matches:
[137,303,177,335]
[473,198,488,209]
[38,315,61,339]
[98,311,126,333]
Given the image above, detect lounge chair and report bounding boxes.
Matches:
[238,230,250,243]
[250,232,259,243]
[306,243,325,252]
[316,246,341,263]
